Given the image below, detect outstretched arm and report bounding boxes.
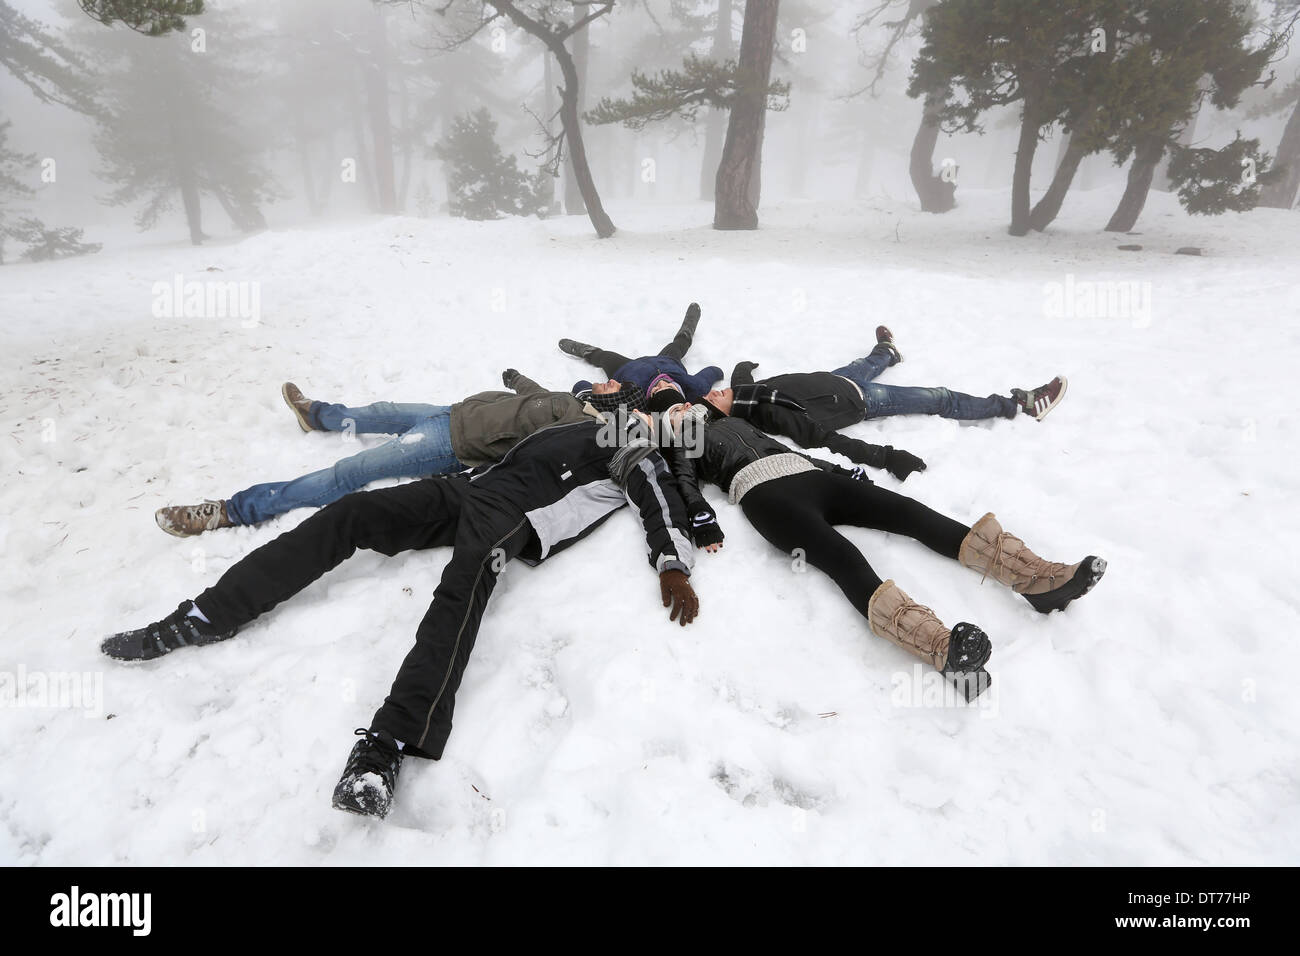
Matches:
[663,445,724,553]
[610,443,700,625]
[501,369,546,395]
[767,408,926,482]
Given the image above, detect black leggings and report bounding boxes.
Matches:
[739,470,970,623]
[585,331,692,379]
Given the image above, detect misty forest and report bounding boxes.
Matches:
[2,0,1299,866]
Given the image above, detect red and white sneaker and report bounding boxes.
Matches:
[1012,375,1068,421]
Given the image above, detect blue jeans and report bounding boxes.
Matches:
[832,345,1017,421]
[225,402,465,525]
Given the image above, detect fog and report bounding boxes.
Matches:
[1,0,1289,251]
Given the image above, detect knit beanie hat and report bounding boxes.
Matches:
[646,389,688,415]
[648,373,684,397]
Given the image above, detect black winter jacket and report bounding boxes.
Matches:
[730,363,889,468]
[666,415,843,501]
[468,416,695,574]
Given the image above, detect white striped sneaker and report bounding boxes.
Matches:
[1012,376,1068,421]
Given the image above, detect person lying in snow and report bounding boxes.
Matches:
[559,301,724,402]
[154,371,645,536]
[645,389,1106,701]
[104,403,710,819]
[704,328,1068,461]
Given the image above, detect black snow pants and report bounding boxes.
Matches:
[193,477,533,758]
[738,470,971,622]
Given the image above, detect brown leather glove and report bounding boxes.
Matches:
[659,569,698,626]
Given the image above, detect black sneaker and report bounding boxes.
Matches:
[875,325,903,366]
[558,338,598,360]
[101,602,238,661]
[332,728,404,819]
[942,622,993,701]
[1011,375,1068,421]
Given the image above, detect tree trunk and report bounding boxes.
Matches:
[909,88,955,212]
[1008,94,1042,236]
[364,2,397,214]
[396,68,413,211]
[1259,94,1300,210]
[746,105,766,210]
[699,0,734,201]
[541,51,561,214]
[490,1,614,236]
[563,17,590,215]
[714,0,779,230]
[1028,108,1097,231]
[854,129,875,197]
[179,176,204,245]
[1105,136,1165,232]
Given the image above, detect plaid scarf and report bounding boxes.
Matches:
[729,383,806,419]
[576,381,647,414]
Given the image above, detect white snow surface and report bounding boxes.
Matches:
[2,189,1298,865]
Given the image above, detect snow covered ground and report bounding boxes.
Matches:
[2,187,1298,865]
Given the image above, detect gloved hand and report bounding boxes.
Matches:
[883,447,927,481]
[659,569,698,626]
[502,368,521,390]
[733,361,760,380]
[690,510,724,552]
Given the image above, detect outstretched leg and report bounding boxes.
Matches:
[106,479,468,661]
[369,493,534,758]
[657,302,701,363]
[859,382,1018,421]
[220,409,464,526]
[195,479,468,633]
[312,400,451,435]
[739,476,990,690]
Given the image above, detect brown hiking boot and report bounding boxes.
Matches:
[282,382,318,432]
[959,512,1106,614]
[155,500,234,537]
[1010,375,1067,420]
[875,325,903,366]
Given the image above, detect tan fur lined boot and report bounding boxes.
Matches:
[959,512,1106,614]
[867,580,991,674]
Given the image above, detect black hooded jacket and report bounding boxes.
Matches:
[729,362,888,468]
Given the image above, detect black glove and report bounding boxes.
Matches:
[659,569,698,626]
[690,510,725,549]
[733,360,760,379]
[502,368,521,390]
[883,447,927,481]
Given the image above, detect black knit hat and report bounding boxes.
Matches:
[646,388,688,415]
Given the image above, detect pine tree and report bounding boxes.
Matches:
[910,0,1117,235]
[75,0,203,36]
[434,108,545,220]
[1166,133,1275,215]
[0,120,36,265]
[83,11,280,244]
